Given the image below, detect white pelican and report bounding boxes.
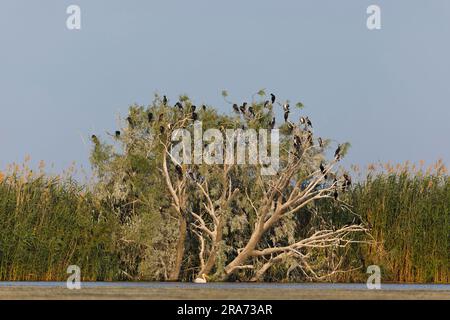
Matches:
[193,274,208,284]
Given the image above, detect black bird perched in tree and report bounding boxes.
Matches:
[192,112,198,121]
[283,103,290,112]
[240,102,247,114]
[126,116,134,128]
[175,102,183,110]
[270,117,276,129]
[248,106,255,117]
[148,112,154,123]
[333,189,339,201]
[284,110,290,122]
[163,95,168,106]
[232,103,239,113]
[202,104,207,111]
[191,105,196,112]
[343,173,352,189]
[334,144,342,160]
[306,130,313,146]
[270,93,276,104]
[286,121,294,133]
[91,135,99,145]
[318,137,323,148]
[305,116,312,127]
[115,130,121,138]
[293,135,302,152]
[320,162,326,175]
[159,126,165,134]
[175,164,183,179]
[264,100,270,108]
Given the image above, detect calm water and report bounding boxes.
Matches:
[0,282,448,291]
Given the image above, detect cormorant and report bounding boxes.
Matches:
[148,112,154,123]
[270,117,276,129]
[333,189,338,200]
[334,144,342,160]
[343,173,352,189]
[159,126,165,134]
[175,102,183,110]
[126,116,134,128]
[306,116,312,127]
[318,137,323,148]
[240,102,247,114]
[320,162,326,175]
[191,105,197,112]
[232,104,239,113]
[284,110,289,122]
[202,104,207,111]
[115,131,120,138]
[175,164,183,179]
[248,106,255,117]
[192,112,198,121]
[91,135,99,145]
[270,93,276,104]
[163,95,168,106]
[300,117,306,125]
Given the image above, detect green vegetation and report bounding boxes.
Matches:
[0,97,448,283]
[0,161,120,281]
[343,161,449,283]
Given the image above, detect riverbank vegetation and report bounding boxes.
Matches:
[0,95,448,283]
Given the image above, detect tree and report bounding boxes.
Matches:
[90,91,370,281]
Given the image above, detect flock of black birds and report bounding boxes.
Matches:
[91,93,348,200]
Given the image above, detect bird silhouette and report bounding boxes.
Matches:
[115,131,120,138]
[305,116,312,127]
[148,112,154,123]
[240,102,247,114]
[270,93,276,104]
[191,105,197,112]
[320,162,326,175]
[270,117,276,129]
[192,112,198,121]
[202,104,207,111]
[163,95,168,106]
[334,144,342,160]
[175,164,183,179]
[91,135,99,145]
[126,116,134,128]
[232,104,239,113]
[175,102,183,110]
[159,126,165,134]
[318,137,323,148]
[248,106,255,117]
[284,110,290,122]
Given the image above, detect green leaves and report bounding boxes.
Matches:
[295,102,304,109]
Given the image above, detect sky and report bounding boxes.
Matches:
[1,0,449,175]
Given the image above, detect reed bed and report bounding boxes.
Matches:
[343,160,449,283]
[0,161,120,281]
[0,160,448,282]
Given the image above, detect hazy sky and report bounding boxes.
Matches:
[1,0,449,174]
